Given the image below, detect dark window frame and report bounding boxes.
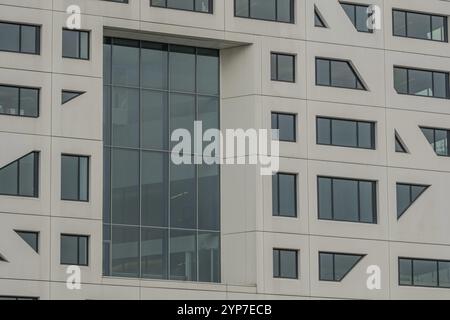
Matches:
[272,172,298,218]
[271,52,296,83]
[319,251,365,282]
[317,176,378,224]
[60,234,90,266]
[0,84,40,118]
[151,0,214,14]
[62,28,90,60]
[392,9,448,43]
[0,21,41,55]
[0,151,39,198]
[396,183,430,219]
[339,1,373,33]
[316,116,376,150]
[61,90,86,105]
[394,66,450,100]
[0,296,39,300]
[315,57,367,91]
[234,0,295,24]
[420,126,450,156]
[271,111,297,142]
[14,230,39,253]
[399,257,450,289]
[273,248,299,279]
[61,154,90,202]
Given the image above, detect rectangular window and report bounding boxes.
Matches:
[271,53,295,82]
[61,155,89,202]
[0,22,40,54]
[340,2,372,33]
[318,176,377,224]
[393,9,448,42]
[0,85,39,118]
[0,151,39,198]
[151,0,213,13]
[103,37,220,282]
[235,0,294,23]
[394,67,449,99]
[273,249,298,279]
[317,117,375,150]
[319,252,364,281]
[420,127,450,156]
[62,29,90,60]
[272,173,297,218]
[0,296,38,300]
[60,234,89,266]
[399,258,450,288]
[316,58,366,90]
[271,112,296,142]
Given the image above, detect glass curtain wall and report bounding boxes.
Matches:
[103,37,220,283]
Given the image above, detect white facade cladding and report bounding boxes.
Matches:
[0,0,449,300]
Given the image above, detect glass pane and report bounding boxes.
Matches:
[103,148,111,223]
[333,179,359,222]
[251,0,276,21]
[62,30,79,58]
[79,157,88,201]
[16,231,38,252]
[408,69,433,96]
[358,122,373,149]
[413,260,438,287]
[271,53,277,80]
[277,55,294,82]
[433,72,447,99]
[141,43,168,90]
[79,32,89,59]
[170,93,195,149]
[319,253,334,281]
[0,161,18,195]
[103,86,111,145]
[279,250,297,279]
[103,43,112,84]
[407,12,432,40]
[359,181,375,223]
[195,0,211,13]
[331,61,358,89]
[141,90,168,150]
[197,49,219,95]
[278,173,296,217]
[316,59,330,86]
[112,87,139,148]
[170,161,196,229]
[318,177,332,220]
[198,232,220,282]
[198,96,219,154]
[435,130,448,156]
[0,23,20,52]
[278,114,295,142]
[399,258,412,285]
[272,175,279,216]
[61,235,78,265]
[355,5,369,32]
[141,228,168,279]
[78,236,88,265]
[19,88,38,117]
[112,149,140,225]
[411,185,427,202]
[273,250,280,277]
[394,68,408,94]
[112,41,139,86]
[396,184,411,218]
[170,229,197,281]
[332,119,357,147]
[341,4,355,25]
[277,0,292,23]
[393,11,406,36]
[61,155,79,201]
[19,153,36,197]
[317,118,331,145]
[141,151,168,227]
[235,0,249,17]
[167,0,194,10]
[198,163,220,230]
[20,25,38,54]
[0,86,19,116]
[421,128,435,146]
[438,261,450,288]
[431,16,445,41]
[334,254,361,281]
[112,226,140,277]
[170,45,196,93]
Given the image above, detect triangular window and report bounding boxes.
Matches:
[314,6,327,28]
[15,231,39,253]
[395,131,408,153]
[396,183,429,219]
[61,90,85,105]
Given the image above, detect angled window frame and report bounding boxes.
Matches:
[395,130,409,153]
[314,5,328,28]
[420,126,450,157]
[0,151,39,198]
[319,251,366,282]
[61,90,86,105]
[339,1,373,33]
[315,57,367,91]
[396,183,430,219]
[15,230,39,253]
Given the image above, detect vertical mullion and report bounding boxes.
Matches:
[330,179,334,220]
[138,40,142,279]
[17,156,21,196]
[167,44,172,280]
[357,181,361,222]
[19,25,22,53]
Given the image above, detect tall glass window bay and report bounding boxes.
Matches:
[103,37,220,282]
